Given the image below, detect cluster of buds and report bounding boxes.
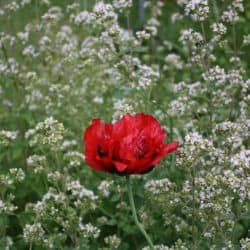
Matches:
[25,117,64,148]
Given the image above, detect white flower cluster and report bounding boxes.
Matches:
[179,29,204,50]
[20,0,31,6]
[223,170,248,202]
[3,1,20,12]
[240,238,250,250]
[98,180,114,197]
[215,121,240,133]
[93,2,117,26]
[196,174,233,212]
[231,149,250,170]
[0,32,15,47]
[63,151,83,167]
[211,23,227,36]
[66,180,98,210]
[144,1,164,36]
[177,132,214,166]
[137,64,160,89]
[185,132,213,150]
[202,65,227,85]
[214,120,248,150]
[164,54,183,70]
[221,0,244,24]
[243,34,250,46]
[136,30,151,41]
[0,198,17,214]
[7,169,22,184]
[79,219,100,239]
[25,117,64,148]
[142,239,188,250]
[104,234,121,248]
[16,31,29,44]
[0,168,25,185]
[142,245,170,250]
[168,96,193,117]
[32,188,67,218]
[70,1,160,93]
[23,223,45,243]
[145,178,173,195]
[184,0,209,21]
[113,0,132,10]
[74,11,96,25]
[227,69,244,87]
[0,57,20,76]
[42,6,63,23]
[26,155,46,173]
[47,171,62,183]
[114,54,159,89]
[0,130,18,146]
[145,18,160,36]
[60,139,77,151]
[93,96,104,104]
[112,98,134,122]
[210,23,227,44]
[171,12,184,23]
[22,45,37,57]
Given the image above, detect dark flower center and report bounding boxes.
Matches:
[97,146,108,158]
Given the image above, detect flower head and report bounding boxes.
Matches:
[83,113,179,174]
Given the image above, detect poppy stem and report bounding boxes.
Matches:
[126,175,154,249]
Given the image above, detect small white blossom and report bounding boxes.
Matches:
[23,223,45,243]
[145,178,173,194]
[185,0,209,21]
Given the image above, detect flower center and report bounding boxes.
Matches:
[97,146,108,158]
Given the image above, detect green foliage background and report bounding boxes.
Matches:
[0,0,249,249]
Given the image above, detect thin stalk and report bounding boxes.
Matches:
[169,117,175,170]
[200,23,214,133]
[126,12,130,31]
[126,175,154,249]
[83,0,88,10]
[146,86,153,113]
[138,0,145,24]
[212,0,219,22]
[232,6,237,56]
[35,0,39,23]
[126,11,132,58]
[191,166,196,249]
[200,22,206,43]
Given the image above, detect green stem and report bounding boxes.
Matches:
[169,117,175,170]
[232,22,237,55]
[126,175,154,249]
[191,166,196,249]
[212,0,219,22]
[200,22,206,43]
[83,0,88,10]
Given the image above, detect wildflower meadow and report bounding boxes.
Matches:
[0,0,249,249]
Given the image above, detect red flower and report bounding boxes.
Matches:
[84,119,114,172]
[83,113,179,175]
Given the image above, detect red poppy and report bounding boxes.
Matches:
[83,113,179,174]
[84,119,114,172]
